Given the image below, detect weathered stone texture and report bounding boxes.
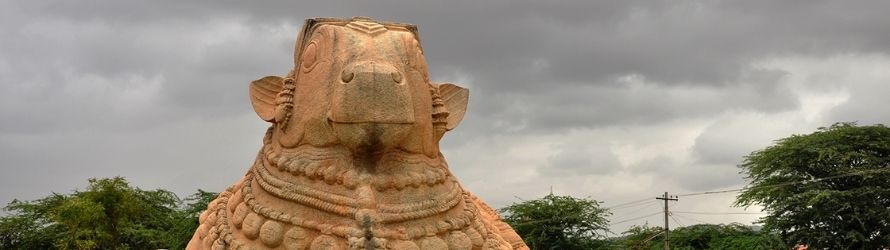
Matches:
[186,17,527,250]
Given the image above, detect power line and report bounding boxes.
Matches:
[673,211,765,215]
[676,188,743,197]
[639,230,666,248]
[497,168,890,235]
[610,211,663,226]
[505,213,587,227]
[675,168,890,197]
[605,229,623,238]
[609,201,660,222]
[669,213,685,228]
[499,201,661,228]
[671,213,710,225]
[610,199,677,224]
[606,197,658,210]
[499,167,890,226]
[609,200,660,211]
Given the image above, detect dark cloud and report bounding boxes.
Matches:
[629,154,744,192]
[2,0,890,228]
[5,0,890,134]
[459,68,798,134]
[822,56,890,126]
[538,140,620,176]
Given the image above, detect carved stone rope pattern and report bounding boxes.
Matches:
[252,164,464,225]
[264,144,450,190]
[193,172,509,249]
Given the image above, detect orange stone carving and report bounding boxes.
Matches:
[186,17,528,250]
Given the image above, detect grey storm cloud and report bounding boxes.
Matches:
[539,138,621,176]
[4,0,890,133]
[2,0,890,230]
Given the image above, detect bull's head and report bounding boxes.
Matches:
[248,17,468,161]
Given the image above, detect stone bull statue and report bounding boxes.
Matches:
[187,17,528,250]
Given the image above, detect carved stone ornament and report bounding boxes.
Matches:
[186,17,528,250]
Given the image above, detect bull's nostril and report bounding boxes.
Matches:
[391,72,402,83]
[341,71,354,83]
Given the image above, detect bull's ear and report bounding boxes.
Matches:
[438,83,469,130]
[249,76,284,122]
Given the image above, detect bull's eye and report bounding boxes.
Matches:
[391,71,402,83]
[301,42,318,71]
[341,70,354,83]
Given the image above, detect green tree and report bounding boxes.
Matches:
[736,122,890,249]
[0,177,217,250]
[52,196,105,249]
[620,224,664,250]
[500,194,611,250]
[669,223,784,249]
[619,224,784,250]
[0,194,67,249]
[168,189,218,250]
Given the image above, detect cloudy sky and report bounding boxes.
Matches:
[2,0,890,233]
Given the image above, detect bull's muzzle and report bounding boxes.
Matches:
[329,61,415,154]
[329,61,414,124]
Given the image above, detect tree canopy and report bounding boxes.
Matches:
[619,223,784,250]
[736,122,890,248]
[0,177,216,250]
[500,193,611,250]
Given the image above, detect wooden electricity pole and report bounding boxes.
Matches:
[656,192,678,250]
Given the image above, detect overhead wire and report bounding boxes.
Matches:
[605,197,658,210]
[505,212,590,227]
[498,165,890,231]
[676,188,743,197]
[671,213,711,225]
[675,168,890,197]
[642,230,665,243]
[609,199,659,211]
[609,211,664,226]
[673,211,765,215]
[611,200,678,226]
[608,201,660,222]
[497,167,890,231]
[500,201,663,228]
[669,212,685,228]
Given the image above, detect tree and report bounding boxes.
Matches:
[499,194,611,250]
[668,223,784,249]
[0,177,217,250]
[736,122,890,249]
[619,224,664,250]
[0,194,67,249]
[168,189,217,250]
[619,223,784,250]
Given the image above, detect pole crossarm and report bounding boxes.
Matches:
[656,192,678,250]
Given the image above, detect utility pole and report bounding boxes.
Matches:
[656,192,678,250]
